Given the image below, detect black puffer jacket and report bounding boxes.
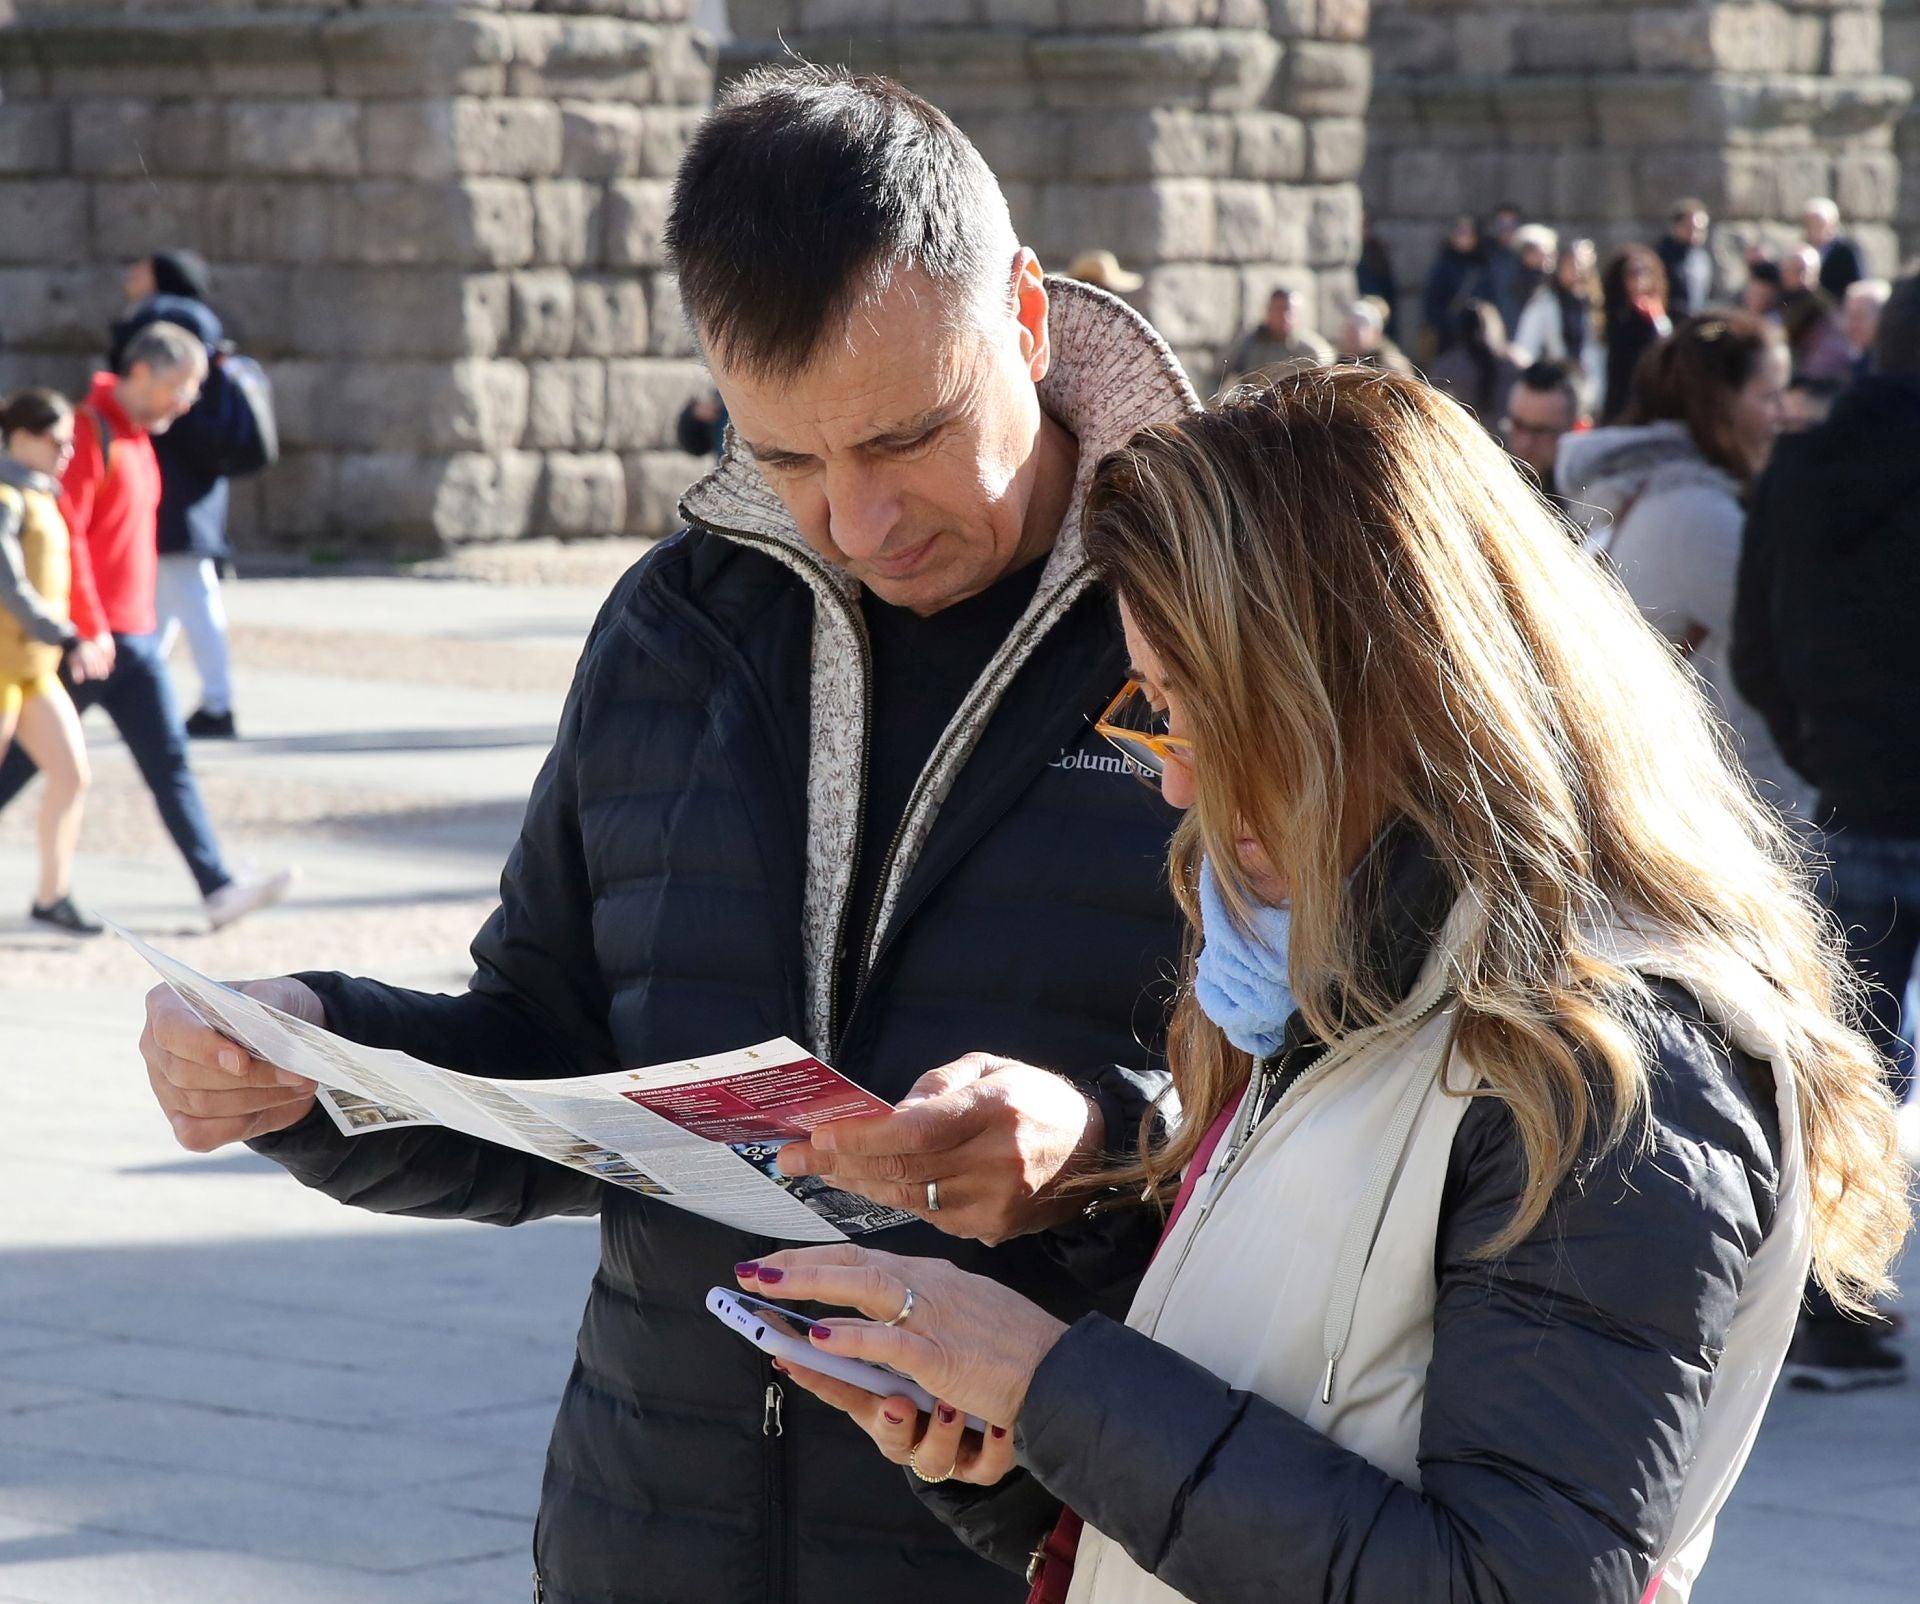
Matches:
[918,842,1785,1602]
[251,525,1183,1604]
[1734,373,1920,833]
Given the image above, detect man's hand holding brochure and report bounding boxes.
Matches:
[120,924,915,1242]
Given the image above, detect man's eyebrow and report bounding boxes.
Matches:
[742,437,810,465]
[859,404,958,449]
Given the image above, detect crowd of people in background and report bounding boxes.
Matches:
[0,252,289,935]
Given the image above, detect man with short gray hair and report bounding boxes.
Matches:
[1803,196,1865,300]
[136,66,1190,1601]
[0,321,291,929]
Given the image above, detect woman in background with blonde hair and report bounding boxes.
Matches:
[733,368,1909,1603]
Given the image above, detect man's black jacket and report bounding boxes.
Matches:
[251,524,1183,1604]
[1733,373,1920,832]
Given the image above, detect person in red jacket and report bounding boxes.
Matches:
[0,322,291,929]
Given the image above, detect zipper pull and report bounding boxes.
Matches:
[764,1380,784,1437]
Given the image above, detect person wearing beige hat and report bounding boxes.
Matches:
[1066,249,1144,295]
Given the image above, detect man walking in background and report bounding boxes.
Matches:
[1734,273,1920,1391]
[1804,197,1866,300]
[1656,198,1715,319]
[0,322,291,930]
[112,250,276,740]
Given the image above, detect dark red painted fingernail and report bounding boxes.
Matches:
[937,1404,956,1425]
[756,1266,785,1284]
[990,1426,1007,1439]
[809,1323,833,1340]
[734,1261,759,1277]
[883,1408,906,1425]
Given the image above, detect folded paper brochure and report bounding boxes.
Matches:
[116,924,916,1242]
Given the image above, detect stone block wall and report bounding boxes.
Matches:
[0,1,716,553]
[724,1,1371,393]
[1368,0,1910,337]
[1887,0,1920,255]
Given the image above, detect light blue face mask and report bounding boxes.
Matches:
[1194,855,1297,1059]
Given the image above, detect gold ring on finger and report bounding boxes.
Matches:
[907,1441,955,1484]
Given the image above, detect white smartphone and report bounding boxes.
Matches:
[706,1287,987,1433]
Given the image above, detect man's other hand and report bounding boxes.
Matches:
[777,1055,1104,1245]
[140,978,325,1152]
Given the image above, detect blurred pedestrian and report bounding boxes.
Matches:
[1222,286,1332,387]
[1500,359,1588,519]
[1356,207,1400,342]
[1843,277,1890,373]
[1599,243,1672,421]
[673,391,727,458]
[0,390,97,935]
[112,250,277,741]
[1557,312,1807,819]
[1334,298,1414,376]
[0,323,292,929]
[1779,242,1822,301]
[1803,197,1865,300]
[1479,201,1527,332]
[1511,238,1598,375]
[1426,299,1518,429]
[1733,272,1920,1390]
[1420,213,1487,361]
[1741,258,1784,326]
[1781,290,1854,385]
[1064,248,1144,299]
[1510,223,1556,319]
[1655,198,1716,319]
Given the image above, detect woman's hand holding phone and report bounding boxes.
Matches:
[728,1245,1069,1487]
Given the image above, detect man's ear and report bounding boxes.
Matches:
[1012,248,1051,384]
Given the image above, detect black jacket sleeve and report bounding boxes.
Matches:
[248,570,645,1224]
[1008,991,1781,1604]
[1730,457,1805,775]
[1033,1061,1169,1304]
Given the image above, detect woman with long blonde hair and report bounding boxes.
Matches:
[731,369,1909,1602]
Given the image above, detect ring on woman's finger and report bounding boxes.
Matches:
[907,1441,955,1484]
[881,1285,915,1328]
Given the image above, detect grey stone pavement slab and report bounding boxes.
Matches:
[0,564,1915,1601]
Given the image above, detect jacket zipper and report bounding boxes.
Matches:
[1149,990,1454,1330]
[688,515,861,1604]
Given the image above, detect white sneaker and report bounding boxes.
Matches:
[204,867,295,931]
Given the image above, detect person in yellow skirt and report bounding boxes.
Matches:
[0,389,104,935]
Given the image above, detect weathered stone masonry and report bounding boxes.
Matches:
[725,1,1372,393]
[0,1,715,553]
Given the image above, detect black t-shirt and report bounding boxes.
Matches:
[835,555,1050,1026]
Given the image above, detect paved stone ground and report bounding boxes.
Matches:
[0,549,1915,1602]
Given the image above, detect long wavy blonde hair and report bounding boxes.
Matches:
[1082,368,1908,1309]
